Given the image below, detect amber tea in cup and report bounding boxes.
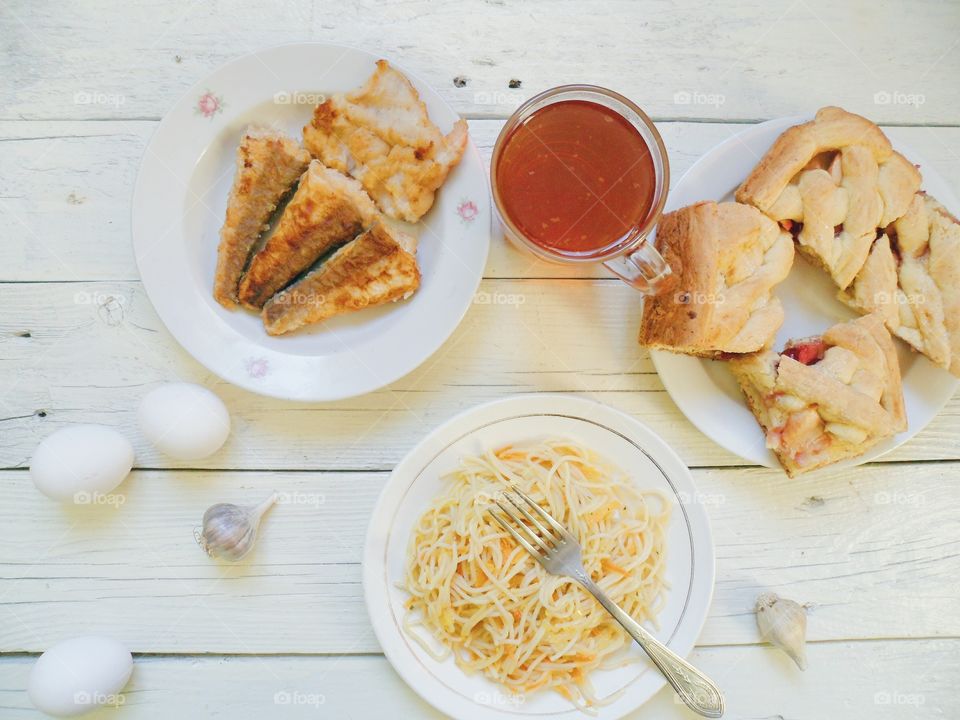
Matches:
[491,85,671,293]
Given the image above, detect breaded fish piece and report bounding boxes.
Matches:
[303,60,468,223]
[262,222,420,336]
[214,126,310,308]
[311,161,381,227]
[237,161,378,308]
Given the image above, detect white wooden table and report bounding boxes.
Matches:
[1,1,958,718]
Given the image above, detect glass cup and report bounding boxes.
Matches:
[491,85,672,294]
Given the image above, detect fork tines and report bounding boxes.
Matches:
[488,487,567,560]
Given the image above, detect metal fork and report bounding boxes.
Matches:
[489,488,724,718]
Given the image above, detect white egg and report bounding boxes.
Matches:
[138,382,230,460]
[30,425,134,503]
[27,636,133,717]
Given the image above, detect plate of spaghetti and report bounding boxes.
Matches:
[363,394,715,719]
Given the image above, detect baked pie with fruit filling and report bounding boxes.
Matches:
[729,313,906,476]
[638,201,794,356]
[839,192,960,377]
[736,107,921,290]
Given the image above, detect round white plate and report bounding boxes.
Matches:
[132,43,490,401]
[363,394,715,720]
[651,117,960,471]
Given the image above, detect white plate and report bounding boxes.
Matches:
[363,394,715,720]
[651,117,960,471]
[132,43,490,401]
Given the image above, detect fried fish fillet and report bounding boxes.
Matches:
[303,59,468,223]
[262,222,420,336]
[214,126,310,308]
[237,161,380,309]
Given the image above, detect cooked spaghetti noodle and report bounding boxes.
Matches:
[402,438,670,710]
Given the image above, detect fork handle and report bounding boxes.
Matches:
[576,574,724,718]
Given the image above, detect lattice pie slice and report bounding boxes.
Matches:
[736,107,921,290]
[730,314,906,476]
[214,126,311,308]
[839,192,960,377]
[638,201,794,356]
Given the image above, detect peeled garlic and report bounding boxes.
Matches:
[197,493,277,561]
[755,592,808,670]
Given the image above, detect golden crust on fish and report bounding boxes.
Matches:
[214,126,310,308]
[262,222,420,335]
[303,59,468,222]
[237,162,370,309]
[309,161,381,228]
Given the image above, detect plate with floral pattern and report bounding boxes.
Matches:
[132,42,490,401]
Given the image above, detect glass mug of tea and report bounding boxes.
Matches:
[491,85,671,293]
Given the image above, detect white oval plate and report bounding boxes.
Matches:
[132,43,490,401]
[651,117,960,470]
[363,394,715,720]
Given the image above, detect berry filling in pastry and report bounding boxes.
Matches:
[729,314,906,476]
[781,339,827,366]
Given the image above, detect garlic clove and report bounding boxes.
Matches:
[249,493,278,524]
[198,492,277,561]
[755,592,808,670]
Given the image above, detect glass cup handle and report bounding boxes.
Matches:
[603,238,673,295]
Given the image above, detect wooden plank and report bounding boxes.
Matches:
[0,640,956,718]
[2,0,959,123]
[1,464,956,653]
[2,120,960,282]
[2,279,959,471]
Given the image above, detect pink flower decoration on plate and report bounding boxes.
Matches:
[245,357,269,379]
[196,90,225,119]
[457,199,478,223]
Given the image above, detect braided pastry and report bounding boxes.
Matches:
[639,201,794,356]
[839,192,960,377]
[730,314,906,476]
[736,107,921,289]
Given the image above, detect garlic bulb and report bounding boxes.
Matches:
[197,493,277,561]
[755,592,808,670]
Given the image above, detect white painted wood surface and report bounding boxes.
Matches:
[1,1,958,718]
[0,642,956,719]
[1,463,958,653]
